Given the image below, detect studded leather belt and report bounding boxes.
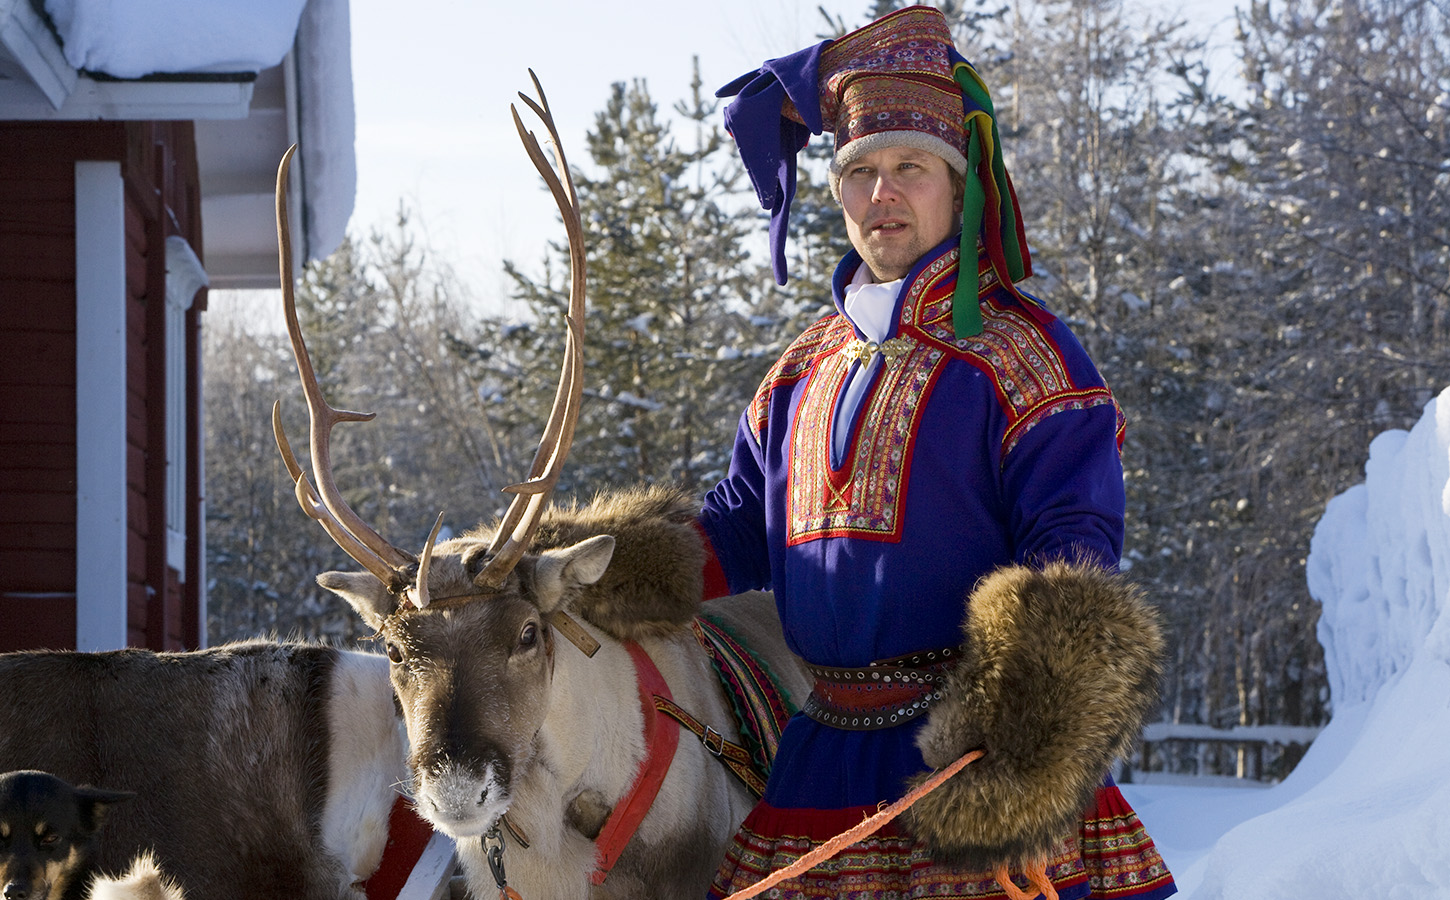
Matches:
[801,646,957,731]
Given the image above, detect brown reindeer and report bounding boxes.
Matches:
[0,642,413,900]
[273,76,809,899]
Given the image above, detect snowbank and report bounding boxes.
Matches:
[1128,389,1450,897]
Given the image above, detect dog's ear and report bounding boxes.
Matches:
[75,787,134,834]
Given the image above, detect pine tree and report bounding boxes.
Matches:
[206,220,521,644]
[1169,0,1450,738]
[502,65,784,495]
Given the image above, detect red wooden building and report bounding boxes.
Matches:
[0,0,354,652]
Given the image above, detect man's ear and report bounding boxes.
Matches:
[532,535,616,616]
[317,571,396,631]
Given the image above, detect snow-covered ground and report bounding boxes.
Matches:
[1121,387,1450,898]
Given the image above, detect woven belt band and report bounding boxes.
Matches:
[801,647,957,731]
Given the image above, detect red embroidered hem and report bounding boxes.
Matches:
[706,785,1174,900]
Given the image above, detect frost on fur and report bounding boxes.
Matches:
[908,562,1165,870]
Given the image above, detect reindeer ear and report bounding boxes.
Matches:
[533,535,616,615]
[318,571,395,630]
[75,786,134,835]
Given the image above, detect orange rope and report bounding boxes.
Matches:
[722,748,984,900]
[992,858,1059,900]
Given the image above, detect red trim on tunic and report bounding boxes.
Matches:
[784,317,944,546]
[748,316,841,443]
[1079,784,1176,898]
[768,248,1124,548]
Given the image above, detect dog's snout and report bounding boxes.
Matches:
[4,881,35,900]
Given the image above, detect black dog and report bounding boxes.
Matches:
[0,771,132,900]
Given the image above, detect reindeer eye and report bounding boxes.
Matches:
[518,622,539,650]
[385,642,404,664]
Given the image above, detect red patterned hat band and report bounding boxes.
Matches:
[809,8,969,184]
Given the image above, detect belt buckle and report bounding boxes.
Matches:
[702,725,725,757]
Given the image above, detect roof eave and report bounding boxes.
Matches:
[0,0,259,120]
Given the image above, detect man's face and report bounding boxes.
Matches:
[839,146,961,282]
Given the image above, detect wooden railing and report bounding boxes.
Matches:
[1122,722,1323,784]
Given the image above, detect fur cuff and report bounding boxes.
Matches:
[908,562,1165,870]
[530,485,704,641]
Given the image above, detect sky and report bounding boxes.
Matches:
[1118,386,1450,898]
[345,0,838,309]
[343,0,1241,313]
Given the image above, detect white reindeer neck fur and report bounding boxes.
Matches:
[456,620,756,900]
[320,650,410,891]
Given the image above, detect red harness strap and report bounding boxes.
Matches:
[364,794,438,900]
[589,641,681,885]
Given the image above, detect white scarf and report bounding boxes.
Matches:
[833,264,903,462]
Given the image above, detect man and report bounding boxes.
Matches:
[696,7,1176,899]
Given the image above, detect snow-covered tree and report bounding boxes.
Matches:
[206,223,520,644]
[502,66,789,493]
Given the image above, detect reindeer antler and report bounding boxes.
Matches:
[271,71,587,607]
[272,144,421,601]
[475,70,588,590]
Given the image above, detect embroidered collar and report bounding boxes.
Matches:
[830,236,1053,340]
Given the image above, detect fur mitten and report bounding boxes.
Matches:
[908,561,1164,870]
[528,484,704,640]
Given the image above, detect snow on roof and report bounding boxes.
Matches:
[41,0,307,78]
[26,0,356,276]
[293,0,354,262]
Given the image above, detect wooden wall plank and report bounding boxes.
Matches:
[0,552,75,594]
[2,386,77,425]
[0,468,76,494]
[0,593,76,652]
[0,492,75,525]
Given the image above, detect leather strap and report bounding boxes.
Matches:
[589,641,681,885]
[654,695,767,797]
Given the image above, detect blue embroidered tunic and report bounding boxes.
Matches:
[702,235,1124,806]
[699,238,1176,899]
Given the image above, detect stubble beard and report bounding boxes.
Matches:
[859,229,930,282]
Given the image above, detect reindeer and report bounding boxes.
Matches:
[0,641,423,900]
[271,76,809,899]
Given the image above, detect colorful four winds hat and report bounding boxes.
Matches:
[716,5,1031,338]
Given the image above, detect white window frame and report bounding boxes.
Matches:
[163,237,207,580]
